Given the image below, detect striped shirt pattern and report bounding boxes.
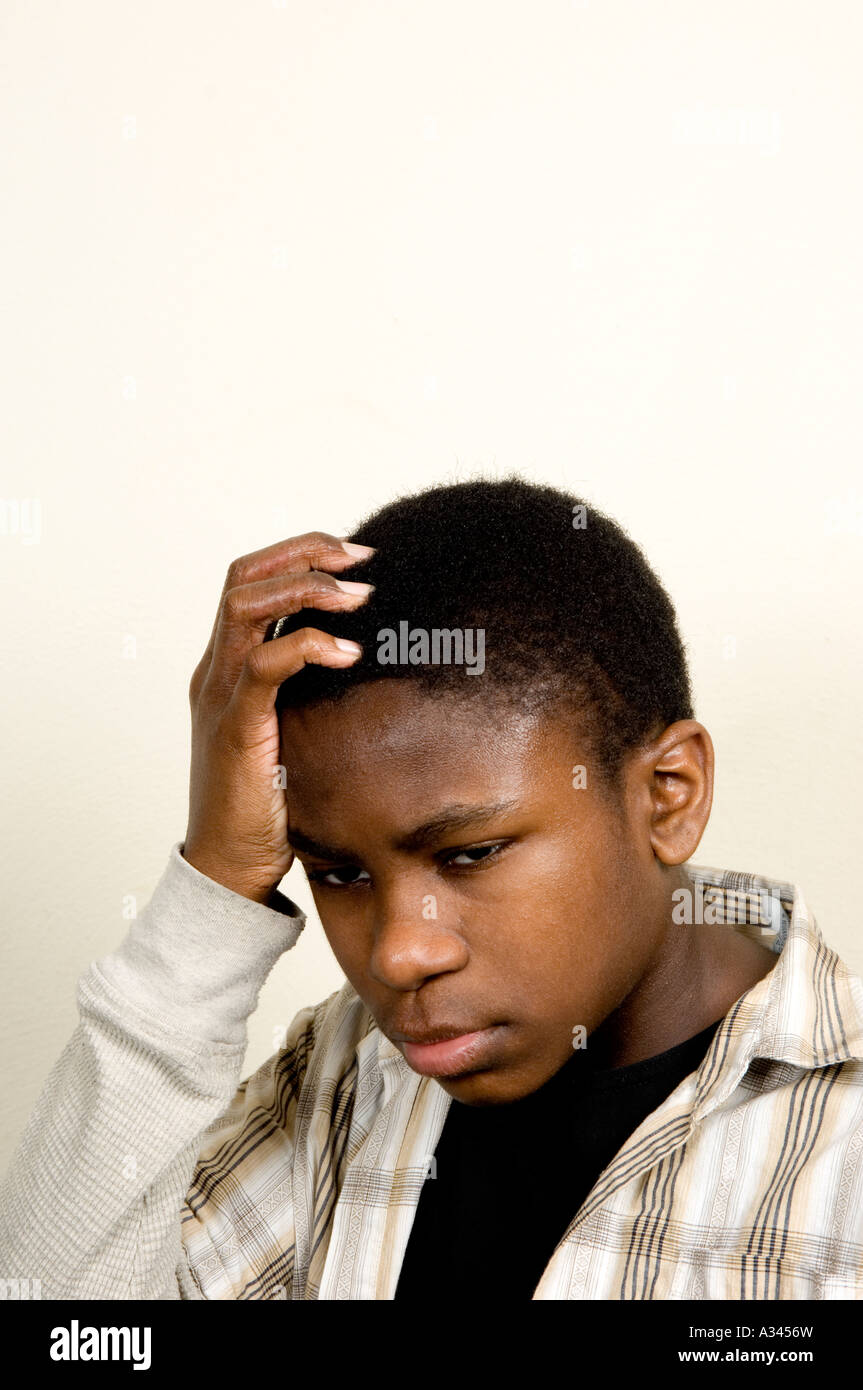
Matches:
[178,866,863,1300]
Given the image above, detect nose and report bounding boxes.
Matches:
[367,884,469,991]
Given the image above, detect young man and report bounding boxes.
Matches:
[1,478,862,1300]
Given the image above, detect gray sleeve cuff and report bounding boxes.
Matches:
[85,842,307,1048]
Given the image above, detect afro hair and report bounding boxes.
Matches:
[270,476,694,789]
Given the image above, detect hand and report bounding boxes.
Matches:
[182,532,374,902]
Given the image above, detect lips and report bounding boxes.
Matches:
[390,1025,486,1045]
[392,1025,505,1079]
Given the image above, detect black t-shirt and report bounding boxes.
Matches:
[394,1018,723,1301]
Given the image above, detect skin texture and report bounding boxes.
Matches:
[279,682,777,1106]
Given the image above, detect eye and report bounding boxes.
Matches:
[306,865,371,888]
[304,840,512,889]
[442,842,509,869]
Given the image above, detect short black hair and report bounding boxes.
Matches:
[272,476,694,789]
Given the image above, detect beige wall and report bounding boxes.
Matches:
[2,0,862,1174]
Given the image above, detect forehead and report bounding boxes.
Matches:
[277,682,581,815]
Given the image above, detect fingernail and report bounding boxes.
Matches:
[334,579,374,594]
[341,541,376,558]
[334,638,362,653]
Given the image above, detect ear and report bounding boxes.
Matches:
[642,720,714,866]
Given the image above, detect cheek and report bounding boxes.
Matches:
[500,841,640,1007]
[315,906,373,988]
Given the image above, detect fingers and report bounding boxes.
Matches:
[192,532,374,700]
[207,569,371,703]
[227,625,363,729]
[218,532,373,602]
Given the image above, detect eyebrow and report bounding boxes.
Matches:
[287,798,522,862]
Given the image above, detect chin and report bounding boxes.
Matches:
[435,1067,539,1107]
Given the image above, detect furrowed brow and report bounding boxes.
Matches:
[288,799,521,862]
[286,828,357,861]
[393,799,521,853]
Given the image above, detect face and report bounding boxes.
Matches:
[279,681,666,1105]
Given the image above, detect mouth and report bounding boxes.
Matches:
[390,1025,505,1079]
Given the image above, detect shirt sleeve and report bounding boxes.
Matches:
[0,842,306,1300]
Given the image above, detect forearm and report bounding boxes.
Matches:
[0,843,305,1299]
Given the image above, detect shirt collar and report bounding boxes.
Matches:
[688,864,863,1118]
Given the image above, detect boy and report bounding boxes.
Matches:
[2,477,861,1299]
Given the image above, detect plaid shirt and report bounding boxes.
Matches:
[178,866,863,1301]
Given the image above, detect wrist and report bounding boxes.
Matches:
[180,844,282,904]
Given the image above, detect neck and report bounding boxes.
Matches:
[587,865,777,1069]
